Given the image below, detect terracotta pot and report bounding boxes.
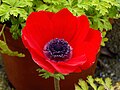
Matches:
[0,24,98,90]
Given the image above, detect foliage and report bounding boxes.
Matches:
[36,68,65,80]
[0,40,25,57]
[75,76,119,90]
[0,0,33,39]
[101,31,108,46]
[0,24,25,57]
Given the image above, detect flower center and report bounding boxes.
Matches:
[43,38,72,62]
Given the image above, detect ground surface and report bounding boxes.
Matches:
[95,19,120,84]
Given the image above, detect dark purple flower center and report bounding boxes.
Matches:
[43,38,72,62]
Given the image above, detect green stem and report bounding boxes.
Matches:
[0,24,6,43]
[0,24,6,36]
[54,78,60,90]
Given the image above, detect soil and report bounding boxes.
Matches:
[95,19,120,84]
[95,19,120,83]
[0,19,120,89]
[95,54,120,84]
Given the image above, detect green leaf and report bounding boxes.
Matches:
[92,0,99,6]
[108,6,118,18]
[87,76,97,90]
[0,0,32,22]
[25,7,34,14]
[9,7,19,17]
[98,20,104,31]
[98,86,104,90]
[10,24,20,39]
[10,8,28,20]
[0,13,10,22]
[0,4,10,22]
[0,40,25,57]
[2,0,17,6]
[102,0,119,6]
[18,8,28,20]
[101,41,105,46]
[103,19,112,30]
[95,78,104,85]
[103,38,108,42]
[14,0,33,8]
[20,23,25,28]
[75,76,115,90]
[36,4,49,11]
[10,24,19,33]
[2,0,33,8]
[91,1,113,15]
[105,78,112,89]
[53,73,65,80]
[43,0,52,3]
[95,77,112,90]
[37,69,52,79]
[72,7,85,16]
[0,4,10,16]
[43,0,65,5]
[96,5,108,15]
[100,1,111,8]
[14,1,27,7]
[78,79,88,90]
[101,38,108,46]
[36,68,66,80]
[24,0,33,7]
[75,85,82,90]
[68,0,74,4]
[77,1,90,10]
[102,31,106,37]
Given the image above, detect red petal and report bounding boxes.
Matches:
[81,28,102,70]
[22,27,55,73]
[26,11,54,25]
[70,15,89,43]
[46,55,87,74]
[51,8,77,42]
[45,11,55,19]
[28,46,55,73]
[67,54,87,66]
[77,15,90,42]
[22,11,54,50]
[69,15,90,57]
[74,68,82,73]
[22,28,45,58]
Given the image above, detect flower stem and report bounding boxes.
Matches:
[54,78,60,90]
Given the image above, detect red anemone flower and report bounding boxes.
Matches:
[22,8,102,74]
